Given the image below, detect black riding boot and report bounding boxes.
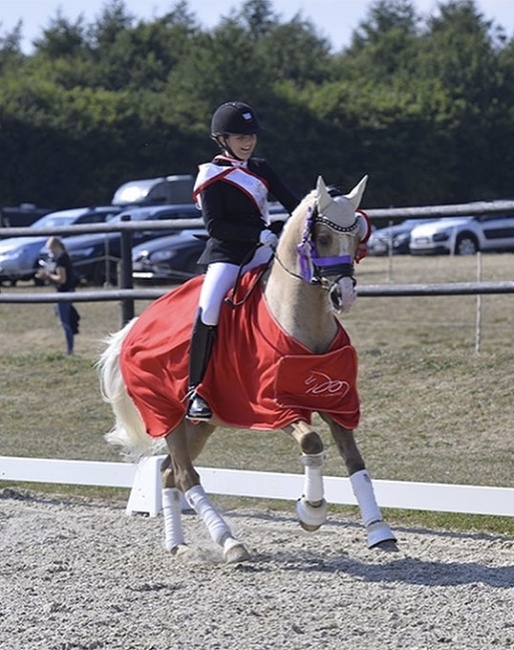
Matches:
[187,314,217,420]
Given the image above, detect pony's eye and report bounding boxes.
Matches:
[317,233,331,248]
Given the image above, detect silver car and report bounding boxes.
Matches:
[409,214,514,255]
[0,207,120,285]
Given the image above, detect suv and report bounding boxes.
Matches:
[111,175,194,207]
[39,204,202,286]
[0,206,121,285]
[409,215,514,255]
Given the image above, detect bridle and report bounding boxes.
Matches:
[226,196,371,310]
[276,201,370,292]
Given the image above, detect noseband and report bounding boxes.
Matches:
[296,204,363,287]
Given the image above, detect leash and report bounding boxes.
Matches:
[224,244,274,309]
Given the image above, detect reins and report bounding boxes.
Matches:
[224,244,273,309]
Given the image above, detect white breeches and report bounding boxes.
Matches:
[198,246,273,326]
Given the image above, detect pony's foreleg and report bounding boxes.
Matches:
[321,414,396,549]
[165,422,249,563]
[161,455,187,554]
[285,420,327,531]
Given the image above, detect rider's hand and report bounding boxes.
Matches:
[259,229,278,249]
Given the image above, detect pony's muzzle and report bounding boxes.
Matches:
[330,277,356,313]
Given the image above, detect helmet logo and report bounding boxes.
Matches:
[242,112,253,121]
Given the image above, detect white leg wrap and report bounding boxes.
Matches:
[300,451,325,503]
[185,485,231,547]
[162,488,185,551]
[350,469,382,527]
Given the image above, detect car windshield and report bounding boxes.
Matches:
[30,214,80,229]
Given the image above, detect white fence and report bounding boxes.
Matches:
[1,455,513,519]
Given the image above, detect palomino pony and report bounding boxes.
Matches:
[98,176,396,562]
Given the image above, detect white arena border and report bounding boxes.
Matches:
[1,455,513,519]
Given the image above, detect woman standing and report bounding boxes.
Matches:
[36,236,78,355]
[187,100,300,420]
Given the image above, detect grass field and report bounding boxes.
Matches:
[1,253,513,533]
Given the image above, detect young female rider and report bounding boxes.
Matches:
[187,100,300,420]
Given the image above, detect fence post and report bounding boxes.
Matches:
[120,215,134,325]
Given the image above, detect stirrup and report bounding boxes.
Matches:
[186,392,213,421]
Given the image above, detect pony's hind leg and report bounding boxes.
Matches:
[321,414,397,549]
[164,421,250,563]
[285,420,328,531]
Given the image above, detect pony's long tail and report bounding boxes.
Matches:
[97,318,163,460]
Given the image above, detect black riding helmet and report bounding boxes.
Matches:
[211,101,264,137]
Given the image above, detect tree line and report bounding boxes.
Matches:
[1,0,513,210]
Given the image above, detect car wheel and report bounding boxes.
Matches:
[455,233,478,255]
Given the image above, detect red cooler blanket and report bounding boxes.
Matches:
[120,268,360,437]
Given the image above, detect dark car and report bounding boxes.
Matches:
[38,204,202,286]
[132,229,208,283]
[0,206,121,285]
[367,219,432,255]
[131,205,292,284]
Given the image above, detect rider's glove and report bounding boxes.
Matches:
[259,229,278,249]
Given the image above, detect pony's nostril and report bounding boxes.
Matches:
[329,286,342,311]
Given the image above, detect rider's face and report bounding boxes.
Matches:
[224,133,257,160]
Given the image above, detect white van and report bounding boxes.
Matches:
[409,214,514,255]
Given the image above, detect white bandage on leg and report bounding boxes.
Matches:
[162,487,185,551]
[185,485,231,547]
[300,451,325,503]
[350,469,382,527]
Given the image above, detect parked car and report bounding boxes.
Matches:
[1,203,54,227]
[111,175,194,207]
[38,204,203,286]
[132,230,208,283]
[131,204,295,284]
[368,219,431,255]
[0,206,121,285]
[409,214,514,255]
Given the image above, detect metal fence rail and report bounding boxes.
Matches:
[1,281,514,305]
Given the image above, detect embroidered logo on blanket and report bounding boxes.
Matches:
[274,347,358,414]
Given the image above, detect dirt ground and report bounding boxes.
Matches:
[1,487,513,650]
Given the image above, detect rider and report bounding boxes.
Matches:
[187,100,300,420]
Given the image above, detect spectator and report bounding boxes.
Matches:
[36,236,79,355]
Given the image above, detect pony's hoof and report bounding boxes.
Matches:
[367,521,397,549]
[223,538,250,563]
[296,497,327,532]
[169,543,189,557]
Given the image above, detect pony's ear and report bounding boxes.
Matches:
[345,175,368,210]
[316,176,332,212]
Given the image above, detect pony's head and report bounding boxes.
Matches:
[289,175,370,313]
